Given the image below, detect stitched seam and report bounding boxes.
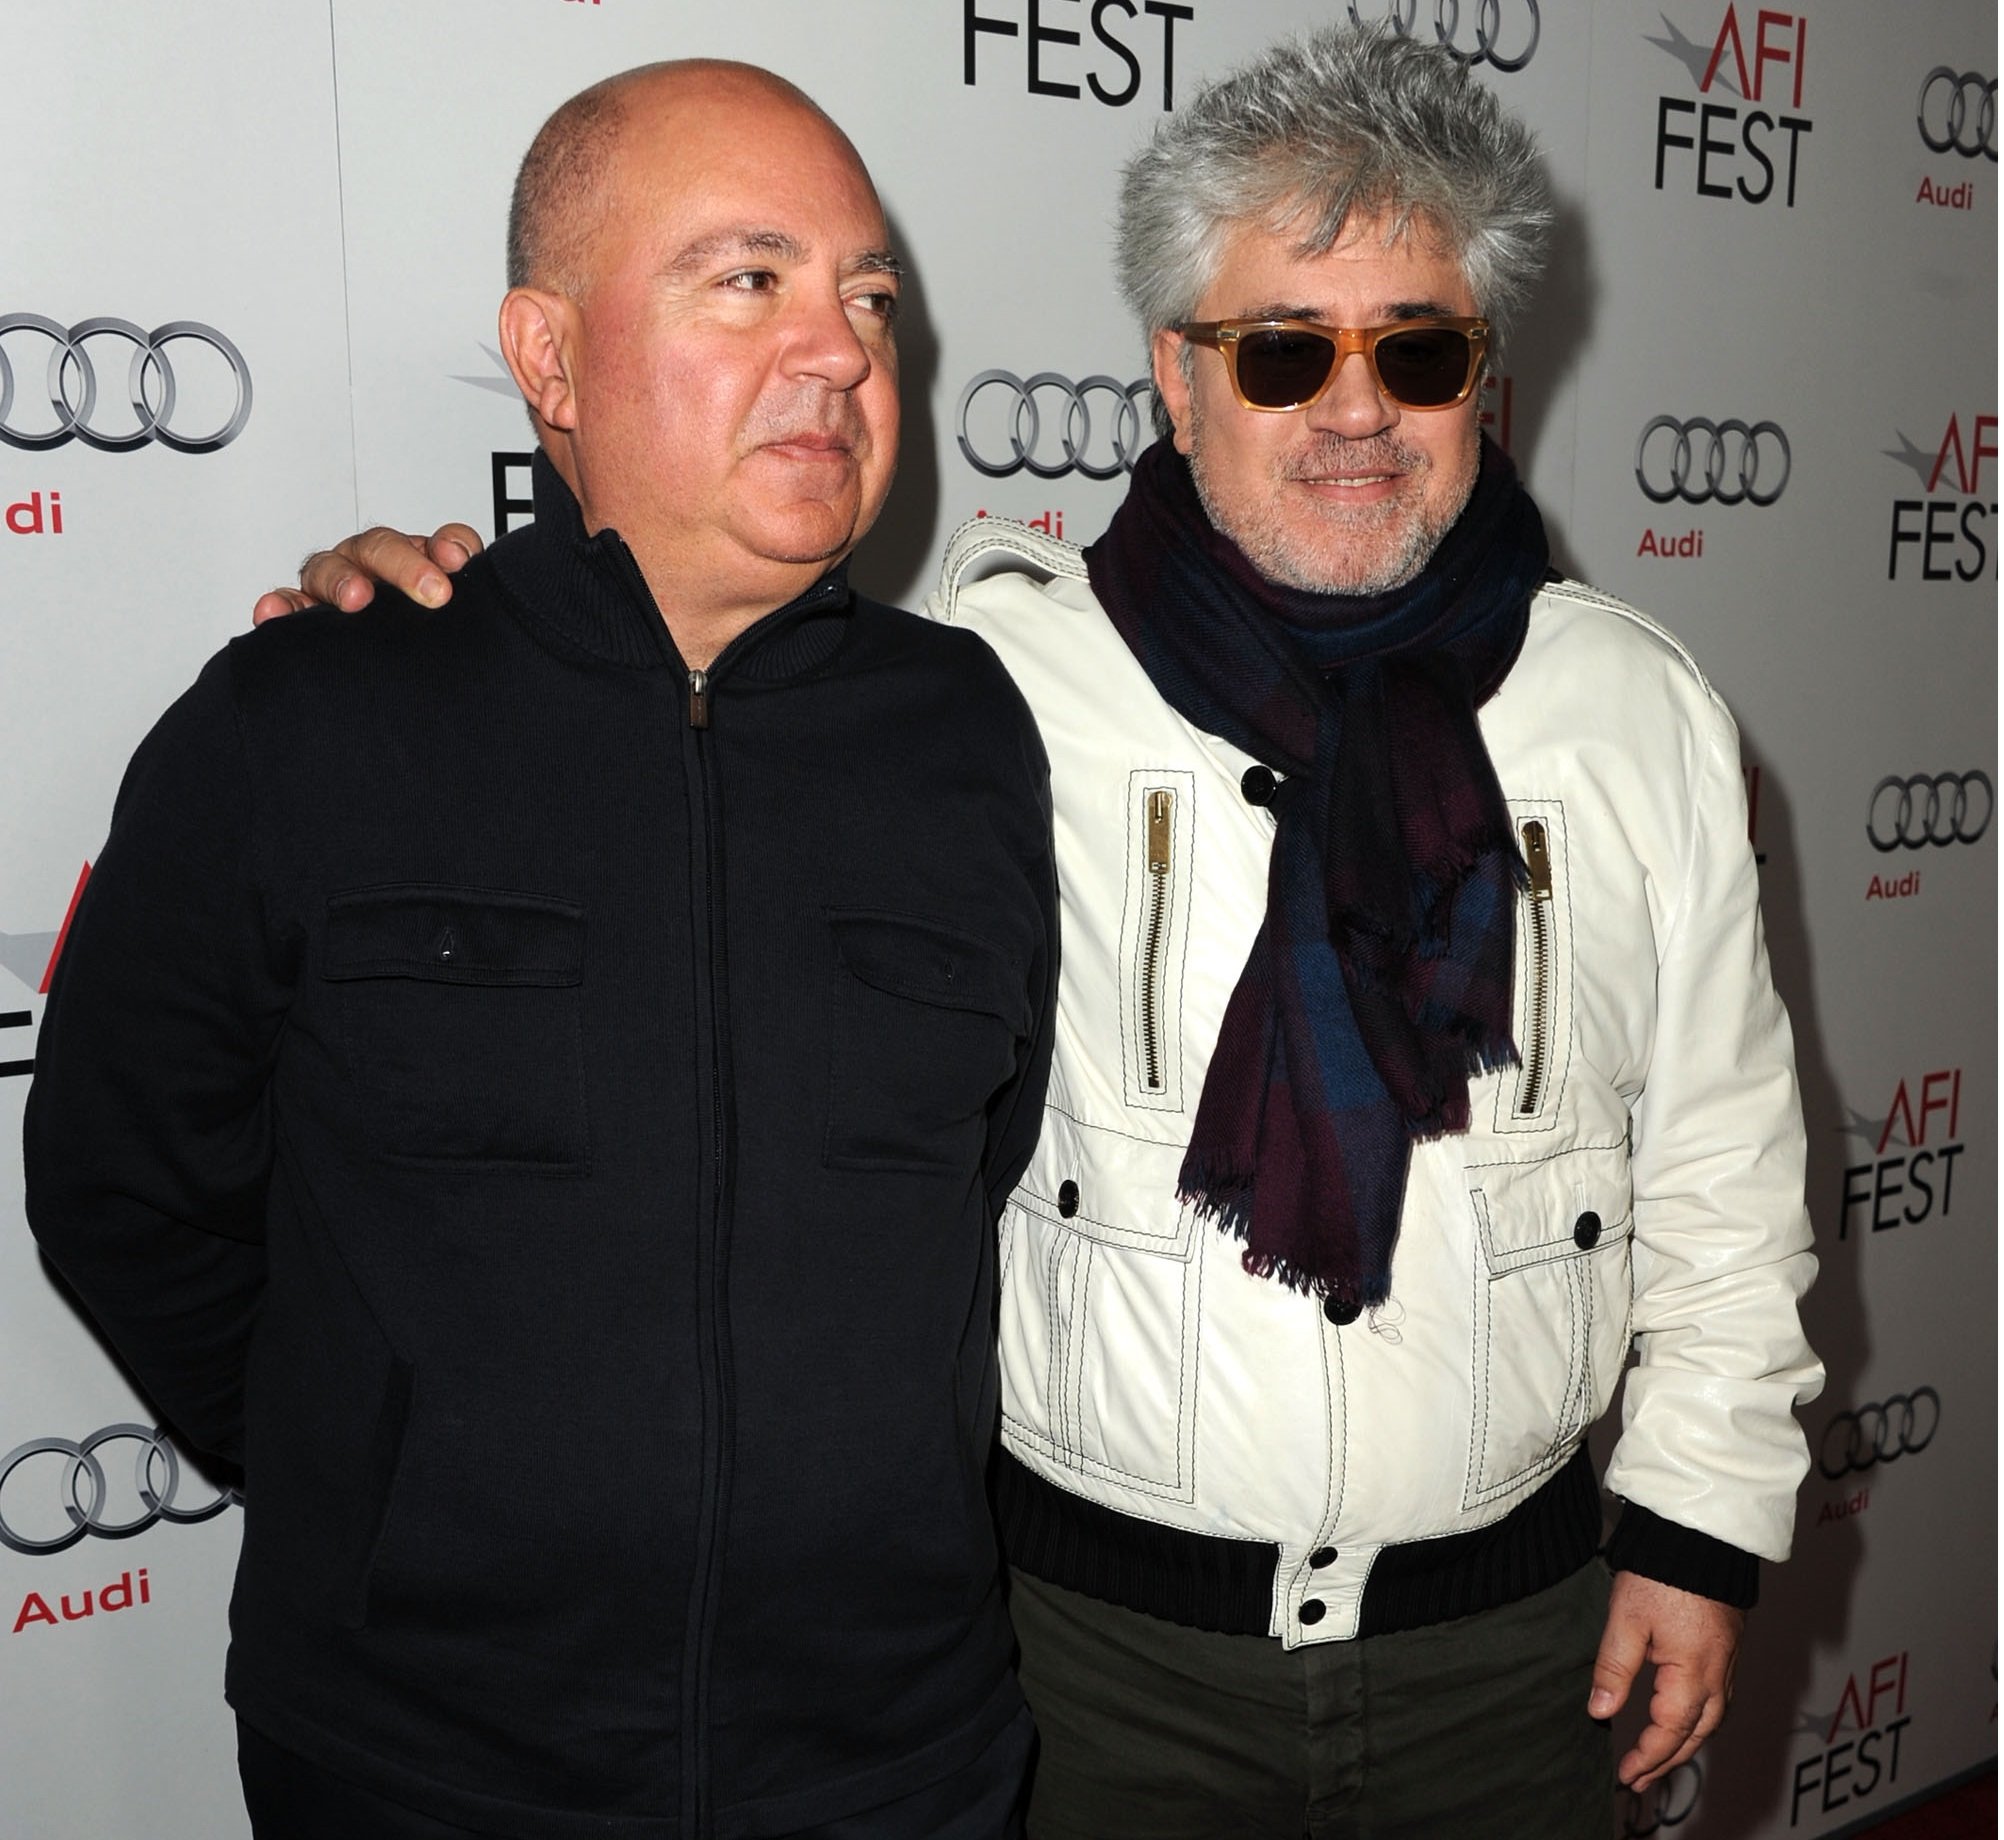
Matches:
[1463,1198,1489,1510]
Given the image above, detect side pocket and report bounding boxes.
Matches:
[339,1356,415,1631]
[1463,1143,1633,1510]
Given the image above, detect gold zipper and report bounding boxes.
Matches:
[1141,789,1174,1094]
[1514,818,1554,1119]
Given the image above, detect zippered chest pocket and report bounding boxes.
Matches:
[1494,801,1573,1135]
[1118,771,1195,1112]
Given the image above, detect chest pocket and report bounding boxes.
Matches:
[1494,800,1573,1135]
[324,885,588,1172]
[824,909,1029,1175]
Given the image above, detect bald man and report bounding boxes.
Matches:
[26,63,1054,1840]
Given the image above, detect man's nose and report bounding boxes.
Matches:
[784,289,874,390]
[1303,349,1397,440]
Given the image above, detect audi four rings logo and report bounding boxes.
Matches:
[1621,1760,1702,1837]
[1635,416,1791,506]
[0,1425,238,1555]
[0,314,253,452]
[1819,1391,1941,1479]
[956,371,1152,479]
[1918,69,1997,160]
[1346,0,1540,71]
[1868,771,1993,850]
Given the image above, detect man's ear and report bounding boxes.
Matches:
[499,287,581,434]
[1151,328,1196,456]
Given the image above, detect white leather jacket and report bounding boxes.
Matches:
[927,518,1823,1647]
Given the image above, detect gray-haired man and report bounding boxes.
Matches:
[269,25,1820,1837]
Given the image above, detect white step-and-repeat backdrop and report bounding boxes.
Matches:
[2,4,1993,1836]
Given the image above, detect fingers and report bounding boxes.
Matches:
[1620,1670,1728,1790]
[298,546,378,611]
[251,589,318,626]
[1587,1604,1646,1722]
[293,526,452,609]
[424,523,484,574]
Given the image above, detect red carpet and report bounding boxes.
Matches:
[1852,1767,1996,1839]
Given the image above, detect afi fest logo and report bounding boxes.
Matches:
[964,0,1196,110]
[1838,1068,1965,1240]
[1915,68,1995,212]
[0,863,89,1081]
[1885,411,1996,582]
[1650,7,1812,207]
[1791,1653,1913,1827]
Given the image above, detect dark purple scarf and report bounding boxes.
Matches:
[1084,434,1547,1309]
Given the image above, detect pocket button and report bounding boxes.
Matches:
[1573,1211,1603,1250]
[1058,1179,1080,1219]
[1323,1296,1361,1327]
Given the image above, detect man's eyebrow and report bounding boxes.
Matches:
[665,228,807,275]
[1237,299,1462,324]
[846,249,905,282]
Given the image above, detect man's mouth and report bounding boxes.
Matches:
[761,429,855,459]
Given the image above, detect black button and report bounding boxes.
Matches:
[1058,1180,1080,1219]
[1240,765,1278,807]
[1299,1599,1326,1626]
[1323,1296,1361,1326]
[1573,1211,1602,1250]
[1309,1546,1337,1569]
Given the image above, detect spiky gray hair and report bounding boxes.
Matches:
[1118,24,1552,362]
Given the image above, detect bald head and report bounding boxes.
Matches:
[506,60,850,299]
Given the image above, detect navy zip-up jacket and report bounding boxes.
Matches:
[25,457,1058,1838]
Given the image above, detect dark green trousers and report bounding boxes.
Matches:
[1012,1560,1614,1840]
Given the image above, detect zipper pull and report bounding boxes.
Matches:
[1147,789,1173,875]
[688,668,710,730]
[1520,819,1552,899]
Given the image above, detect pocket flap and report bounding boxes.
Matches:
[829,909,1028,1036]
[1467,1140,1633,1276]
[325,886,585,986]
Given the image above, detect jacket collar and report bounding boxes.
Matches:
[486,449,855,678]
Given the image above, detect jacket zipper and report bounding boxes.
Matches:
[600,535,736,1837]
[1140,788,1174,1094]
[1513,818,1554,1119]
[681,670,734,1840]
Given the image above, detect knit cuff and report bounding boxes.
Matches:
[1606,1501,1760,1609]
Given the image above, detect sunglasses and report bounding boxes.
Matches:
[1177,316,1490,413]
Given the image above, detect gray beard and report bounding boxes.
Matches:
[1187,427,1472,598]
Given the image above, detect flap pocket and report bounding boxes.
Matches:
[829,909,1028,1037]
[1468,1140,1633,1276]
[325,886,584,987]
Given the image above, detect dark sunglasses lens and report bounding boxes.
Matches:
[1372,327,1474,407]
[1235,328,1339,408]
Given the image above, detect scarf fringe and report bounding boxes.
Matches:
[1181,1169,1395,1308]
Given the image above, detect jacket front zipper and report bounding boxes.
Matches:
[1514,818,1554,1119]
[1140,788,1174,1093]
[603,533,737,1837]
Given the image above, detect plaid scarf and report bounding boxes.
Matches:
[1084,435,1547,1309]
